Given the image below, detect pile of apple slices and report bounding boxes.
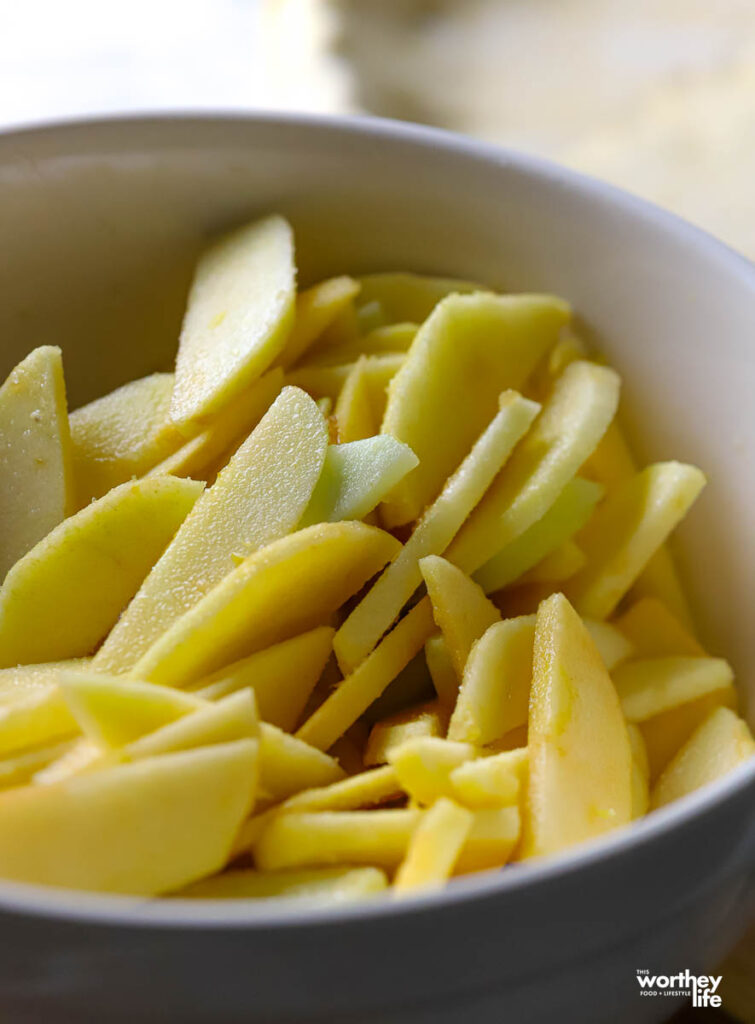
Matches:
[0,215,751,904]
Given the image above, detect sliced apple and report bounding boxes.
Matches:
[149,368,283,481]
[299,436,418,528]
[297,600,436,752]
[0,683,77,757]
[357,272,481,324]
[59,672,206,748]
[0,739,75,791]
[616,597,705,657]
[0,740,257,894]
[448,361,619,575]
[71,372,181,502]
[364,701,446,767]
[259,723,344,800]
[176,865,388,902]
[388,737,475,805]
[0,346,74,577]
[640,688,738,783]
[419,556,501,678]
[280,764,401,813]
[276,276,360,368]
[333,358,381,442]
[394,798,473,894]
[171,215,296,426]
[130,522,399,689]
[449,748,528,809]
[613,656,734,722]
[651,707,755,809]
[96,387,328,674]
[522,593,632,858]
[334,391,539,671]
[0,476,203,666]
[567,462,706,619]
[286,353,404,404]
[124,690,258,761]
[424,635,459,707]
[192,627,333,733]
[474,477,602,593]
[380,293,569,526]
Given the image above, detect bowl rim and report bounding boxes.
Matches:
[0,110,753,930]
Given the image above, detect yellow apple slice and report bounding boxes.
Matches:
[176,865,388,902]
[518,539,586,585]
[0,684,78,757]
[333,358,380,442]
[522,593,632,858]
[276,276,360,368]
[192,627,333,733]
[394,798,473,894]
[59,672,206,748]
[0,739,75,791]
[329,322,418,362]
[0,476,203,666]
[449,748,528,809]
[474,477,603,593]
[171,215,296,426]
[334,392,539,672]
[448,615,535,746]
[299,436,418,528]
[567,462,706,619]
[616,597,705,657]
[582,620,635,670]
[388,737,475,805]
[448,361,620,574]
[357,272,481,324]
[32,737,102,785]
[613,657,734,722]
[641,687,739,783]
[454,806,521,873]
[651,707,755,809]
[0,346,74,577]
[149,368,283,481]
[364,701,446,767]
[71,372,182,503]
[296,600,436,752]
[280,765,401,813]
[130,522,399,689]
[286,354,404,404]
[380,293,570,526]
[424,635,458,707]
[419,556,501,678]
[0,740,257,894]
[124,690,258,761]
[96,387,328,674]
[259,723,344,801]
[0,659,90,702]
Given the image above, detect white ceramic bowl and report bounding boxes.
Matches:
[0,114,753,1024]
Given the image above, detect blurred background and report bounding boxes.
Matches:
[1,0,753,257]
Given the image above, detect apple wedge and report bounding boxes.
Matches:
[259,723,344,800]
[299,436,418,527]
[394,798,473,894]
[380,293,570,526]
[124,690,258,761]
[96,386,328,674]
[0,346,74,577]
[71,372,182,503]
[364,702,446,767]
[334,391,539,672]
[448,361,620,575]
[131,522,400,688]
[0,476,203,666]
[0,740,258,894]
[567,462,706,619]
[522,593,632,858]
[171,215,296,426]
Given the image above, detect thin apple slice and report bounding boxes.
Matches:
[448,361,620,575]
[474,477,603,593]
[388,737,475,805]
[357,272,482,324]
[96,387,328,674]
[176,865,388,902]
[651,707,755,809]
[287,354,404,404]
[192,627,334,733]
[0,740,257,894]
[449,748,528,809]
[613,656,734,722]
[522,593,632,858]
[299,436,418,528]
[276,276,360,368]
[0,739,75,791]
[0,346,74,577]
[567,462,706,619]
[0,683,77,757]
[149,368,283,481]
[0,476,203,667]
[71,372,181,503]
[616,597,705,657]
[259,723,344,800]
[59,672,206,748]
[334,392,539,672]
[394,798,473,894]
[380,293,569,526]
[280,764,401,813]
[130,522,399,689]
[419,556,501,678]
[171,215,296,426]
[124,690,258,760]
[364,701,446,767]
[424,635,458,707]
